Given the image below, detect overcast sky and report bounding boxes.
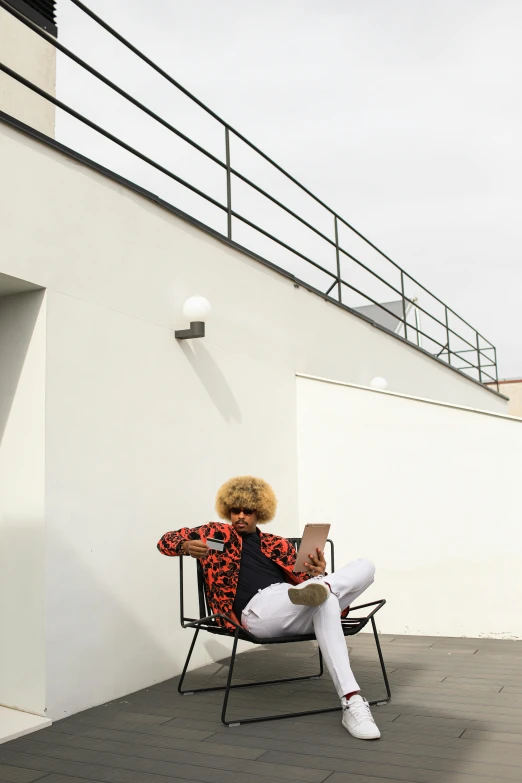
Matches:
[56,0,521,378]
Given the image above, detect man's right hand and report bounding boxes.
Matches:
[182,540,209,559]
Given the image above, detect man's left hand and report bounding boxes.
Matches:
[304,548,326,576]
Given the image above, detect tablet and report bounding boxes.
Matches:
[293,523,331,572]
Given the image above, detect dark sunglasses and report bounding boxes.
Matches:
[230,507,256,516]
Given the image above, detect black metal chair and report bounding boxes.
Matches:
[177,539,391,725]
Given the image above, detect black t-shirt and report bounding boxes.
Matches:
[232,531,286,619]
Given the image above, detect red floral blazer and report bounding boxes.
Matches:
[157,522,314,629]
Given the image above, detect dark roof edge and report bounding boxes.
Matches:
[0,110,508,402]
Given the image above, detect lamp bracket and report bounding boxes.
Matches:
[175,321,206,340]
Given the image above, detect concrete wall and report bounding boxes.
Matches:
[296,374,522,640]
[0,120,509,718]
[0,7,55,136]
[0,291,47,716]
[496,380,522,418]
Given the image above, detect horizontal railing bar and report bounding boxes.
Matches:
[335,216,494,346]
[339,245,487,359]
[451,347,495,361]
[450,353,477,370]
[68,0,350,239]
[339,249,476,353]
[230,205,489,360]
[457,349,494,365]
[68,0,231,128]
[337,245,402,298]
[436,347,476,371]
[230,166,493,364]
[230,166,335,246]
[453,346,494,353]
[0,61,227,214]
[225,183,410,313]
[399,301,478,353]
[335,282,447,353]
[0,0,226,171]
[65,1,495,349]
[338,243,482,356]
[452,358,497,368]
[231,210,337,279]
[230,205,446,352]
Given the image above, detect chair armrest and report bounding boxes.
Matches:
[346,598,386,620]
[182,612,243,632]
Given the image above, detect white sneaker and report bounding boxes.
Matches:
[288,581,329,607]
[342,694,381,740]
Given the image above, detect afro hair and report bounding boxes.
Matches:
[215,475,277,523]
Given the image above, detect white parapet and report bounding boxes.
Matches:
[0,6,56,137]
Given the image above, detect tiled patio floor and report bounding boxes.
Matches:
[1,633,521,783]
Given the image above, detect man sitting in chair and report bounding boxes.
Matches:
[157,475,380,740]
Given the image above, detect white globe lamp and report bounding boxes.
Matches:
[182,296,211,322]
[175,296,211,340]
[370,376,388,391]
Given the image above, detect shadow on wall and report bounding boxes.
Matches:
[44,530,239,720]
[0,290,45,445]
[0,519,46,715]
[178,339,242,423]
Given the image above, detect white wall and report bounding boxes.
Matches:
[0,121,507,414]
[43,289,299,719]
[0,120,510,718]
[0,291,47,715]
[0,9,55,137]
[296,374,522,640]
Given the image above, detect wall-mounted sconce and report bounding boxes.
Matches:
[370,376,388,390]
[175,296,211,340]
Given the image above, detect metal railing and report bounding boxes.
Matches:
[0,0,499,390]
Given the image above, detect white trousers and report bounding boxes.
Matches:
[241,558,375,698]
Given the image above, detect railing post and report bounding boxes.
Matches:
[400,271,407,340]
[476,332,482,383]
[493,346,499,392]
[445,306,451,365]
[225,126,232,240]
[334,216,341,303]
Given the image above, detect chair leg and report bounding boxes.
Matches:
[180,638,324,698]
[221,641,337,726]
[221,629,240,724]
[179,631,329,726]
[370,615,391,704]
[310,647,324,679]
[179,629,387,726]
[221,640,325,725]
[177,626,201,694]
